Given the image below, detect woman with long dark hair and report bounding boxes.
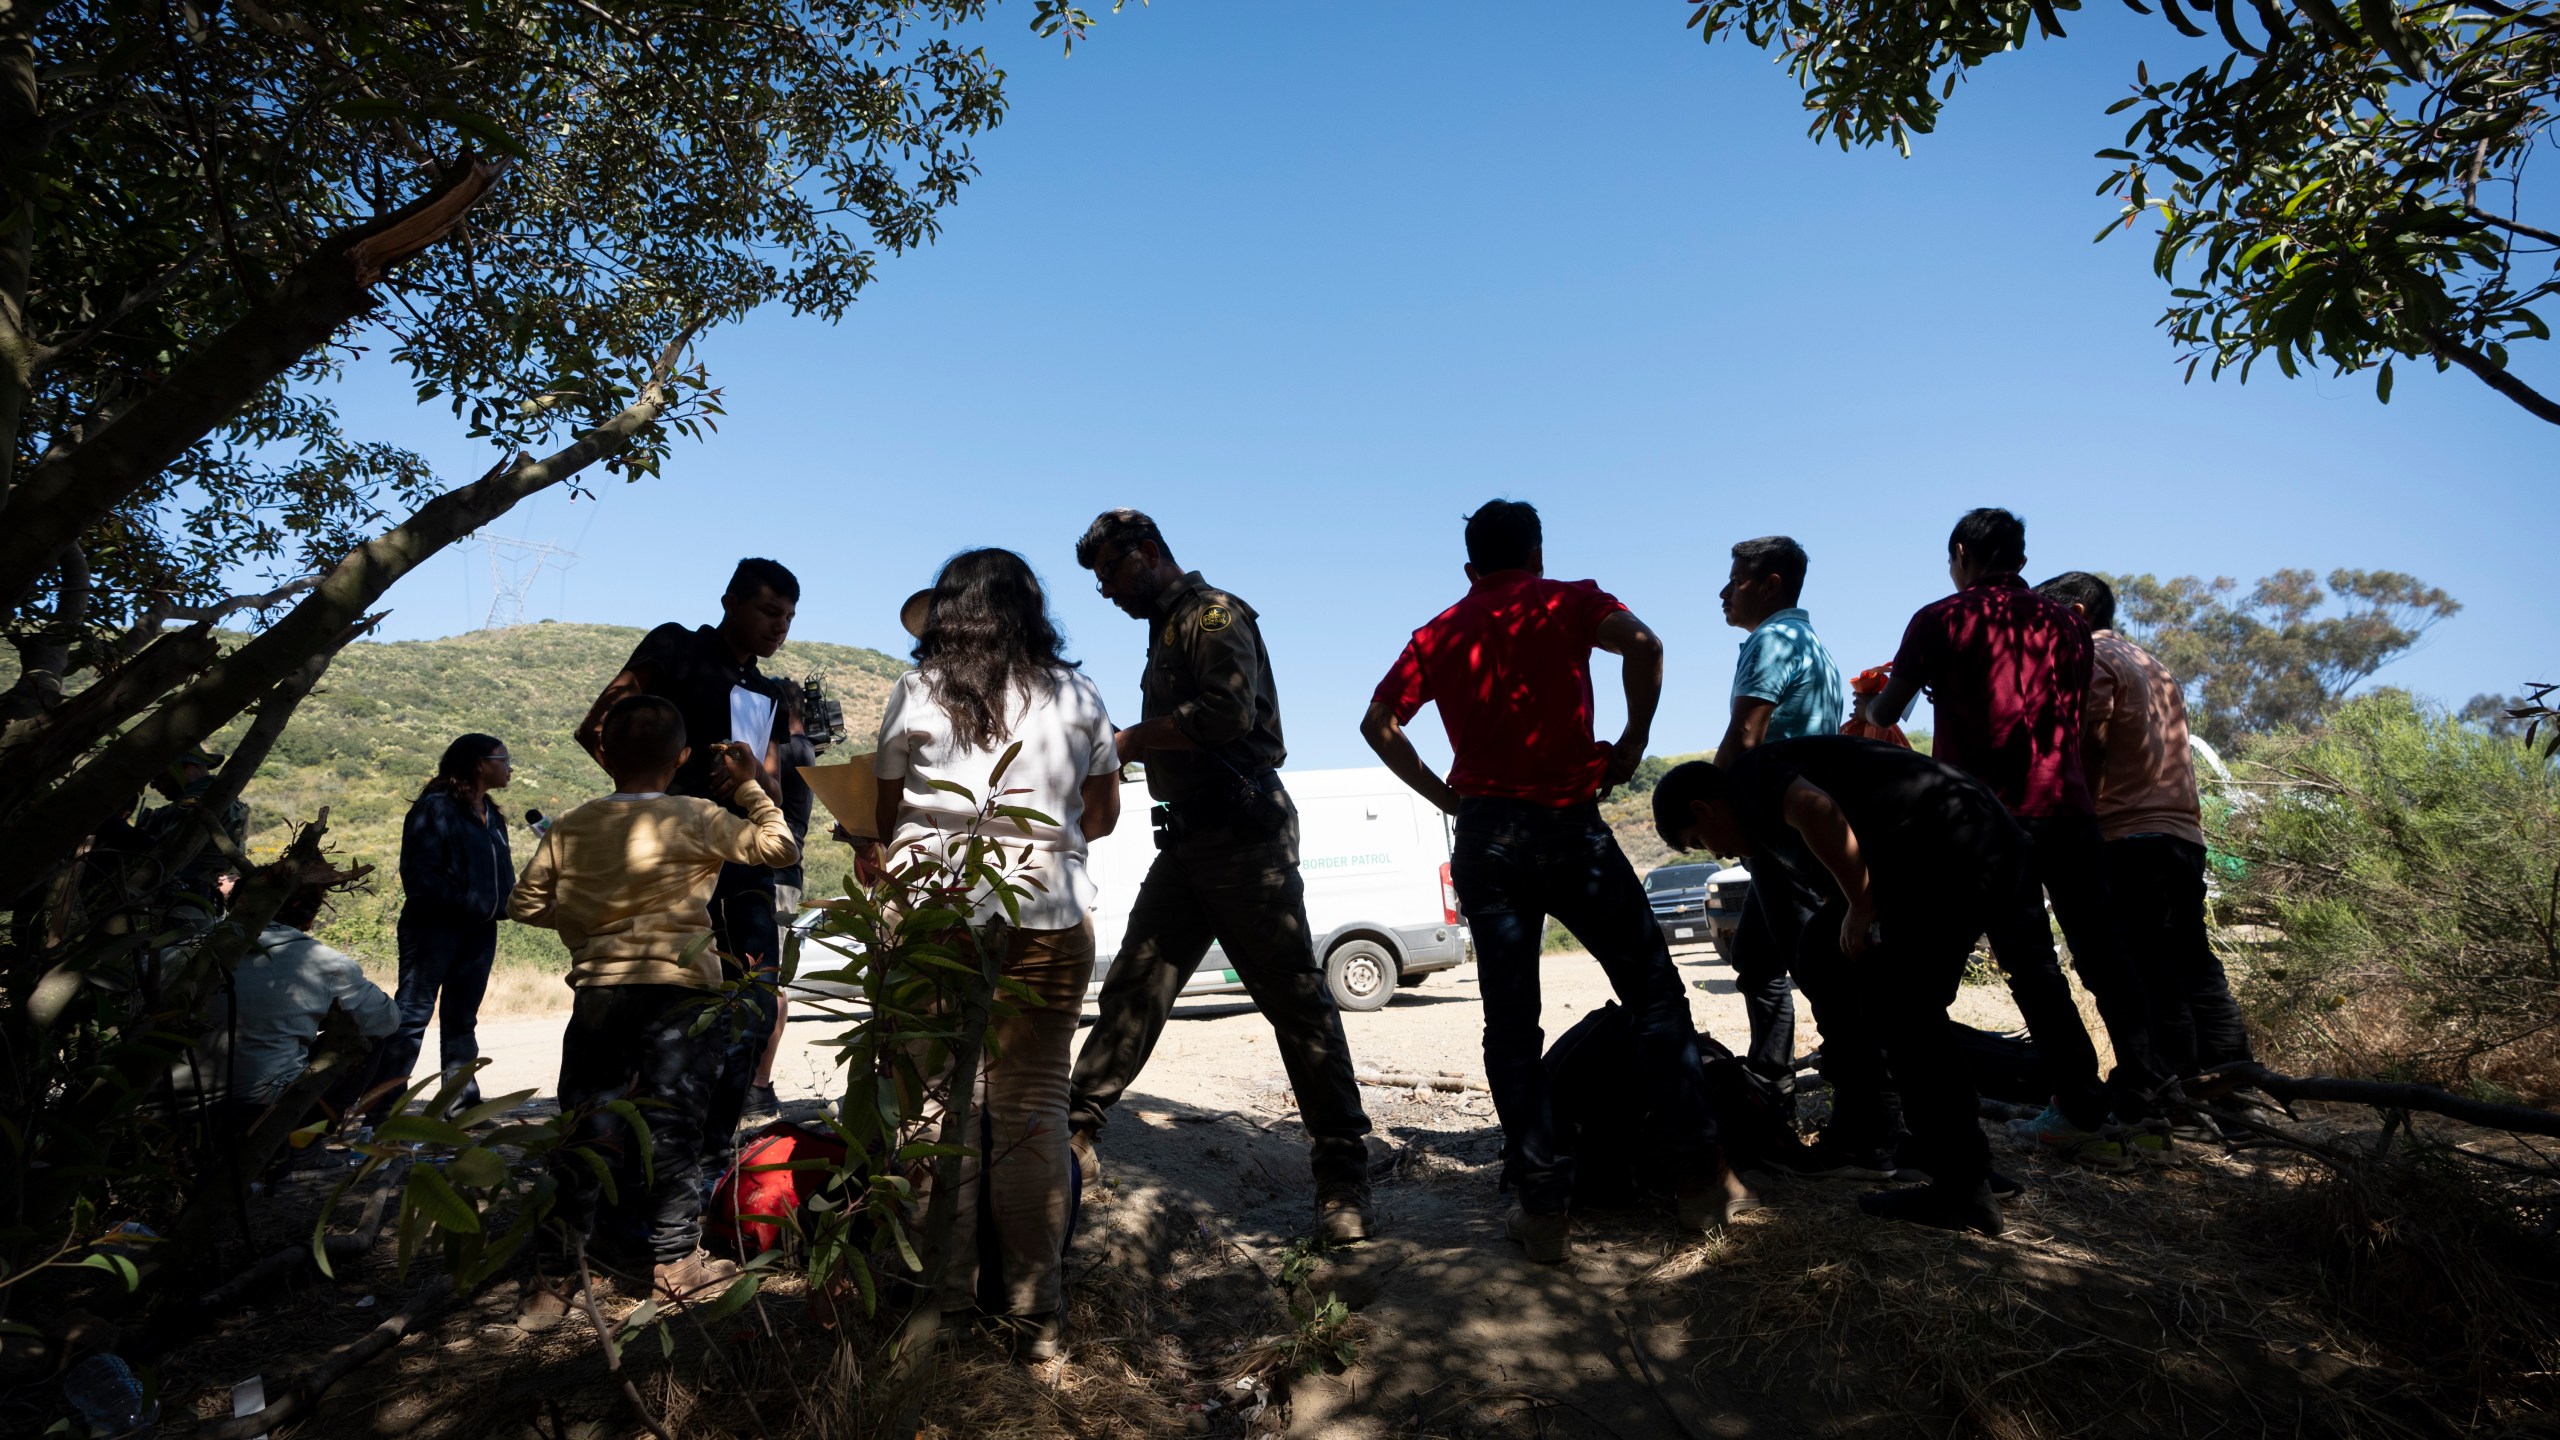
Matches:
[865,547,1121,1358]
[376,732,514,1117]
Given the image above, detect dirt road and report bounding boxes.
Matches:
[465,943,2033,1438]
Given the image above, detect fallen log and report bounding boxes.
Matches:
[185,1274,455,1440]
[2196,1061,2560,1139]
[1354,1071,1489,1093]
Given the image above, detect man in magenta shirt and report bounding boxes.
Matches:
[1862,508,2162,1166]
[1361,501,1735,1263]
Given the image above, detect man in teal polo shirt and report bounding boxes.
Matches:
[1713,537,1882,1172]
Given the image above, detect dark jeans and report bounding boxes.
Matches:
[1728,869,1802,1088]
[1452,798,1714,1216]
[697,865,781,1176]
[1779,892,1902,1154]
[1839,844,2029,1191]
[1069,798,1372,1190]
[549,983,727,1265]
[375,908,496,1116]
[2105,834,2252,1076]
[1983,813,2162,1129]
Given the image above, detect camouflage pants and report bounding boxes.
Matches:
[548,982,726,1265]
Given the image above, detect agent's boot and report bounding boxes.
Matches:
[1506,1203,1570,1264]
[1316,1182,1372,1243]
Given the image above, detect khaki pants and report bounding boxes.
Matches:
[923,919,1096,1315]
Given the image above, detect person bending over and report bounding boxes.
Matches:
[1066,509,1376,1244]
[1654,739,2029,1236]
[510,695,800,1330]
[1362,499,1737,1265]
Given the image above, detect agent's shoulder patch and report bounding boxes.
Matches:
[1198,603,1234,633]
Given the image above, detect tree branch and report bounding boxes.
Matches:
[2427,329,2560,426]
[113,575,323,661]
[2463,206,2560,249]
[0,622,222,819]
[2196,1060,2560,1139]
[0,322,698,894]
[0,155,505,612]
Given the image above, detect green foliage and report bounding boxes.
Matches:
[207,621,903,980]
[1684,0,2560,423]
[2110,568,2459,747]
[8,0,1012,653]
[752,749,1053,1325]
[2213,691,2560,1085]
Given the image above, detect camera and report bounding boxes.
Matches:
[799,675,846,751]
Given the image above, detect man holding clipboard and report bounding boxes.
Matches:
[575,557,802,1171]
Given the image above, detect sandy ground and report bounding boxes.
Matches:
[464,942,2033,1116]
[392,945,2061,1438]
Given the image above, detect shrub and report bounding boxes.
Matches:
[2214,692,2560,1095]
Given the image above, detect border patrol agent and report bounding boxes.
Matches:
[1066,509,1375,1243]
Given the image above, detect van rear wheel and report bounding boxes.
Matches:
[1325,939,1397,1013]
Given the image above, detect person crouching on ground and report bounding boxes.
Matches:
[1653,740,2030,1235]
[1361,498,1741,1265]
[509,696,800,1330]
[854,547,1122,1362]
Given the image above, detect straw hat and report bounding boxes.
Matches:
[899,588,933,640]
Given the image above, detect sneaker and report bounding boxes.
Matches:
[2126,1122,2174,1163]
[2006,1106,2134,1172]
[1675,1152,1762,1232]
[1316,1184,1372,1243]
[1776,1137,1899,1182]
[1068,1126,1102,1187]
[1884,1147,2023,1199]
[517,1273,579,1333]
[2207,1094,2278,1140]
[651,1249,742,1304]
[1506,1203,1569,1264]
[1857,1181,2004,1237]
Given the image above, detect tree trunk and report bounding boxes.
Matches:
[0,1,38,512]
[0,156,504,612]
[0,356,681,896]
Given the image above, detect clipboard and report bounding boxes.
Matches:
[799,758,882,838]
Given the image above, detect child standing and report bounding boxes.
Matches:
[509,695,799,1329]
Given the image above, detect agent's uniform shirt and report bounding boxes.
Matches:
[1137,571,1287,810]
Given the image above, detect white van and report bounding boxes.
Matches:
[1084,766,1470,1012]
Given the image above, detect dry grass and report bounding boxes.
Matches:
[1648,1120,2560,1439]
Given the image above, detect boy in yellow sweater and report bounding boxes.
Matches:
[509,695,799,1328]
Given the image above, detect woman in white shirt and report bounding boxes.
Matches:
[865,547,1120,1357]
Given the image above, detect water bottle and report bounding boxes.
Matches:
[62,1352,157,1435]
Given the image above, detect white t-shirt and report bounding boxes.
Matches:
[873,667,1118,930]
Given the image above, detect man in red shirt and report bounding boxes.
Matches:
[1361,501,1738,1263]
[1862,509,2161,1167]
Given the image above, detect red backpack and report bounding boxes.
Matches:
[709,1121,848,1256]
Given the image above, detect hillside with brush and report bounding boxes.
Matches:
[229,622,907,979]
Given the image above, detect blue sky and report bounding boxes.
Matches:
[335,1,2558,772]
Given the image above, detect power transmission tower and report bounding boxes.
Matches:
[479,534,578,629]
